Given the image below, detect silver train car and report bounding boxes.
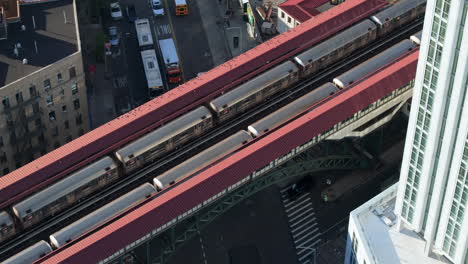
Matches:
[0,211,15,244]
[2,240,52,264]
[153,131,253,190]
[333,39,416,89]
[49,183,156,248]
[248,83,339,137]
[209,61,300,122]
[410,31,423,45]
[295,19,378,78]
[0,0,427,241]
[115,106,214,174]
[12,157,119,229]
[370,0,426,36]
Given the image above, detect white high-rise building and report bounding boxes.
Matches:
[345,0,468,263]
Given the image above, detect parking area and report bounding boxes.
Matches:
[81,0,257,123]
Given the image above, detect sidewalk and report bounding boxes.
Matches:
[80,24,117,129]
[197,0,258,67]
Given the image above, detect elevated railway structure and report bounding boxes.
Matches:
[36,48,419,264]
[0,0,387,209]
[0,0,426,262]
[0,0,423,259]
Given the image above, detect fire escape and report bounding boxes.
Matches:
[4,90,45,166]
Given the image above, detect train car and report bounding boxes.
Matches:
[371,0,426,36]
[12,157,119,229]
[295,19,377,78]
[0,211,15,243]
[153,131,253,190]
[2,240,52,264]
[49,183,155,248]
[333,39,416,89]
[410,31,423,45]
[248,83,339,137]
[209,61,300,122]
[115,106,213,174]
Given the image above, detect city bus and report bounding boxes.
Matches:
[141,49,164,98]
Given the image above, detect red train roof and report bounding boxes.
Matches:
[38,49,419,264]
[0,0,387,208]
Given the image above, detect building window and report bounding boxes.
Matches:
[66,135,72,142]
[16,92,23,104]
[43,79,51,90]
[0,136,3,147]
[15,161,21,169]
[71,83,78,95]
[52,126,59,137]
[32,102,40,114]
[57,73,63,82]
[79,128,84,136]
[34,118,41,128]
[38,133,45,142]
[0,152,6,162]
[76,114,82,125]
[69,67,76,78]
[288,16,291,23]
[62,105,67,112]
[49,111,56,121]
[73,99,80,110]
[3,168,9,175]
[54,141,60,149]
[2,97,10,109]
[29,85,37,97]
[46,95,53,106]
[281,11,284,18]
[64,120,69,129]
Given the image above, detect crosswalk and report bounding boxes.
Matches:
[281,187,322,264]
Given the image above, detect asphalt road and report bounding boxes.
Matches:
[105,0,217,113]
[168,185,298,264]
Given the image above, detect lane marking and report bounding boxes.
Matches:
[286,197,311,213]
[292,223,318,239]
[289,207,314,222]
[296,233,321,250]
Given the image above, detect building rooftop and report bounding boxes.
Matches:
[278,0,330,22]
[0,0,78,87]
[350,183,450,264]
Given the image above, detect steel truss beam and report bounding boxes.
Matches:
[150,153,370,263]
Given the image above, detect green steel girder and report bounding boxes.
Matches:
[152,154,370,264]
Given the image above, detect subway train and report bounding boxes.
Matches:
[2,29,424,263]
[0,0,425,246]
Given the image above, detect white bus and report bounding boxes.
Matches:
[135,18,154,48]
[141,49,163,98]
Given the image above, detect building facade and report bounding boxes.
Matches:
[0,0,89,176]
[345,0,468,263]
[396,0,468,262]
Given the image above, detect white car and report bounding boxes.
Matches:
[110,2,123,20]
[151,0,164,16]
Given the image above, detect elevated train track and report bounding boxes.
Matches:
[0,0,388,209]
[1,11,424,264]
[39,46,420,264]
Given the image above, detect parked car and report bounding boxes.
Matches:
[110,2,123,20]
[151,0,164,16]
[108,26,120,46]
[126,4,137,22]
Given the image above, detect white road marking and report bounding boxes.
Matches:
[289,206,314,222]
[286,197,311,213]
[292,223,318,239]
